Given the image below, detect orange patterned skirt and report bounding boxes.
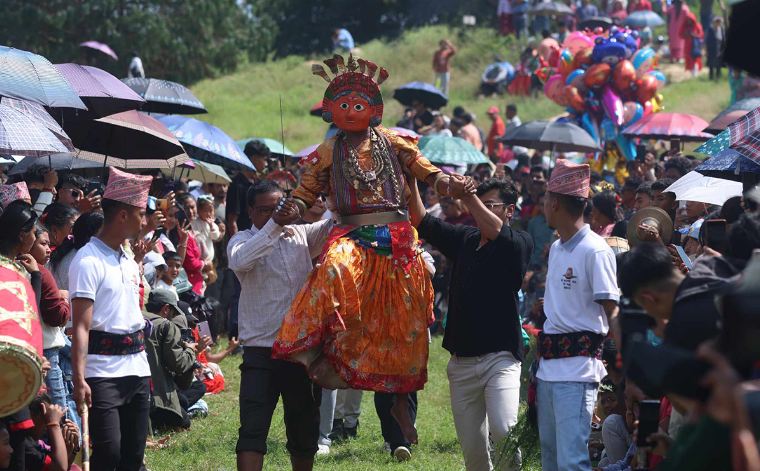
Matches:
[272,234,434,393]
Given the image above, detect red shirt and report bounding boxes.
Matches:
[39,266,70,327]
[183,235,204,295]
[629,0,652,12]
[487,116,507,157]
[433,48,455,73]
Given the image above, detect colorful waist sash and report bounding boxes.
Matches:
[88,330,145,355]
[538,331,604,360]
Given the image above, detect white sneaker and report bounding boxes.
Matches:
[393,446,411,462]
[317,444,330,456]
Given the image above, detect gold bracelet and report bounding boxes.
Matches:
[47,423,61,428]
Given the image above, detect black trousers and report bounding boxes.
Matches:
[87,376,150,471]
[236,347,321,458]
[374,392,418,451]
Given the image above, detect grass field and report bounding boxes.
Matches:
[145,336,540,471]
[191,25,730,155]
[160,24,734,471]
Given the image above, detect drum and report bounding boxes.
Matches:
[0,259,43,416]
[605,236,630,255]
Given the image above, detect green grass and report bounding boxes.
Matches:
[191,25,730,155]
[145,336,540,471]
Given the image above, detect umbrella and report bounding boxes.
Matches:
[79,41,118,61]
[0,100,74,156]
[703,98,760,133]
[163,159,230,184]
[664,170,743,205]
[578,17,614,30]
[529,1,573,15]
[723,106,760,163]
[296,144,319,158]
[623,10,665,28]
[122,78,206,114]
[695,129,730,156]
[310,100,323,117]
[156,115,253,171]
[2,97,71,143]
[498,120,602,153]
[622,112,713,141]
[694,148,760,182]
[65,110,188,168]
[393,82,448,110]
[236,137,294,157]
[8,153,102,175]
[0,46,86,110]
[54,64,145,117]
[705,110,749,134]
[417,135,488,165]
[389,127,421,138]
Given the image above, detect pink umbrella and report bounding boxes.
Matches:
[79,41,118,61]
[389,127,420,138]
[622,112,713,142]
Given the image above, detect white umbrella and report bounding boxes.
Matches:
[162,159,231,184]
[664,171,743,206]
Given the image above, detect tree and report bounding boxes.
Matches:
[0,0,276,84]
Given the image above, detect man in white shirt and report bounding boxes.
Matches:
[227,180,332,471]
[537,160,620,471]
[128,51,145,78]
[70,167,153,470]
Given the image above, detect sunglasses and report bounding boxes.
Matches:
[483,202,508,209]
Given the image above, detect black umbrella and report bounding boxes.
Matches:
[498,120,601,153]
[8,153,101,175]
[392,82,448,110]
[578,17,613,30]
[122,78,207,114]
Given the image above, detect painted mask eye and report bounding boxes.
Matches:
[354,103,365,112]
[339,102,349,110]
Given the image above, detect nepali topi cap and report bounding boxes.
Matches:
[103,167,152,208]
[487,106,499,114]
[0,182,31,208]
[547,158,590,198]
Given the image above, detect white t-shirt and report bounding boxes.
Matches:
[69,237,150,379]
[537,225,619,383]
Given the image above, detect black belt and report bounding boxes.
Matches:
[88,330,145,355]
[538,331,604,360]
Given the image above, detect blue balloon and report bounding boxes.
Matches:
[623,102,644,126]
[600,117,618,142]
[581,113,600,145]
[616,134,637,160]
[565,69,585,86]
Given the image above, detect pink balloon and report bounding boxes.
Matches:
[643,100,654,116]
[563,31,595,55]
[544,74,566,105]
[602,85,625,127]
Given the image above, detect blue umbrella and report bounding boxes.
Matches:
[624,10,665,28]
[418,135,488,165]
[393,82,448,109]
[157,115,253,171]
[0,46,86,110]
[694,148,760,182]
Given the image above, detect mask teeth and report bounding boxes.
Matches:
[376,68,389,85]
[311,64,331,83]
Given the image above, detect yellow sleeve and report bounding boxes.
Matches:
[291,139,334,207]
[385,130,441,182]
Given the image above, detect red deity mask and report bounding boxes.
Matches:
[331,92,373,132]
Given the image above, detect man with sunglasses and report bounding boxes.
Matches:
[56,173,102,213]
[409,177,532,470]
[227,180,332,471]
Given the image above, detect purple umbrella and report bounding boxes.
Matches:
[296,144,319,157]
[79,41,118,61]
[54,64,145,117]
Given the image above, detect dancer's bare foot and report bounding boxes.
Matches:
[307,355,348,389]
[390,394,418,444]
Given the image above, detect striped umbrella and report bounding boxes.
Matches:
[622,112,713,141]
[724,106,760,163]
[55,64,145,117]
[694,148,760,182]
[0,101,74,157]
[0,46,86,110]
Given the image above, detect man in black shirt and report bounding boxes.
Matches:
[410,177,532,471]
[226,140,271,236]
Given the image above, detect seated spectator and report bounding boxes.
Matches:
[144,289,206,430]
[597,379,630,466]
[682,219,703,261]
[28,394,81,471]
[154,251,182,295]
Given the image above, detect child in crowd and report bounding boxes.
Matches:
[154,251,182,295]
[191,196,222,285]
[28,394,81,471]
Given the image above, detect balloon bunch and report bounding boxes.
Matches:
[538,27,666,160]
